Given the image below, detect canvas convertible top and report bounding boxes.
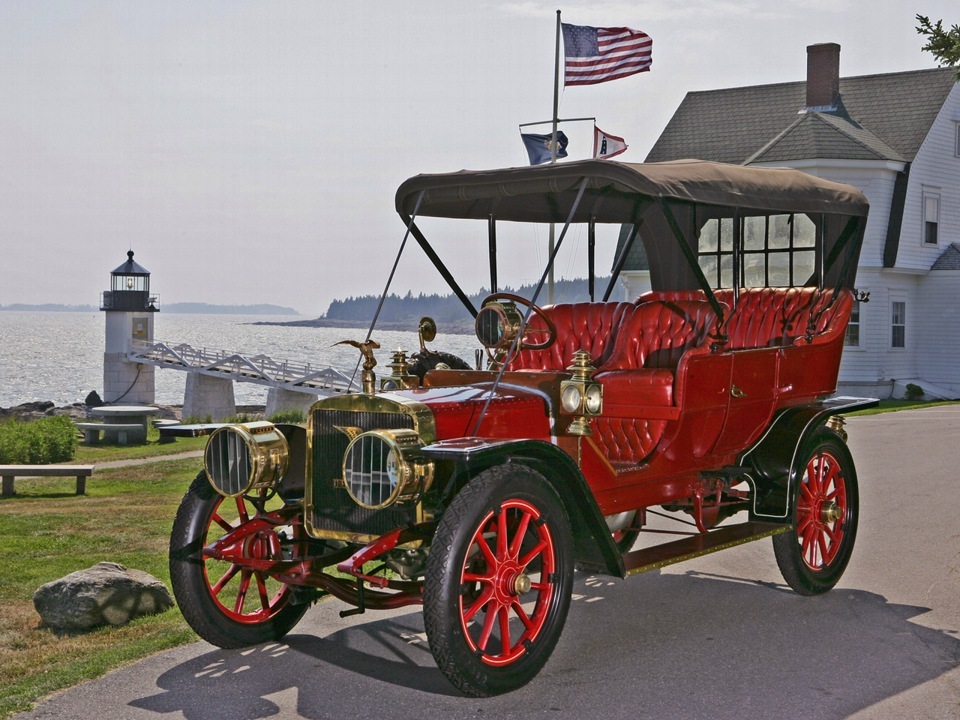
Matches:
[395,159,869,223]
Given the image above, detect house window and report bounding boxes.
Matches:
[923,194,940,245]
[955,122,960,157]
[844,298,860,347]
[891,300,906,348]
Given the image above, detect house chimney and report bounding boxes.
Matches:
[806,43,841,108]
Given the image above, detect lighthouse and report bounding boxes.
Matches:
[100,250,158,403]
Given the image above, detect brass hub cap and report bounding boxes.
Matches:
[820,500,843,524]
[513,573,532,595]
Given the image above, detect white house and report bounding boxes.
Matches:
[617,44,960,398]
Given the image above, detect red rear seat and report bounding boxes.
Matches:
[638,287,852,349]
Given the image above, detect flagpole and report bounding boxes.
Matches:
[551,10,561,162]
[548,9,562,303]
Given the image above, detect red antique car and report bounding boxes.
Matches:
[170,159,876,696]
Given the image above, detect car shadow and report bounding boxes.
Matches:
[130,570,960,719]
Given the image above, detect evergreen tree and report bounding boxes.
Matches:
[917,15,960,78]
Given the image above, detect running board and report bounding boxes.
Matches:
[623,521,790,576]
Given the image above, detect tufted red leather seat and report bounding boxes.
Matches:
[784,288,853,346]
[508,301,636,371]
[600,300,721,372]
[592,300,720,465]
[638,287,852,350]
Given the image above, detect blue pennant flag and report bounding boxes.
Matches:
[520,131,569,165]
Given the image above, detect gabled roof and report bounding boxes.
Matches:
[931,243,960,270]
[746,112,906,164]
[646,67,956,165]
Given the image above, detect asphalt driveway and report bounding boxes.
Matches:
[15,406,960,719]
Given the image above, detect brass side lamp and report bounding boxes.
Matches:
[559,349,603,436]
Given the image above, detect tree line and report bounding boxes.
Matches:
[322,276,614,324]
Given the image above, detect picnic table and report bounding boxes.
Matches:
[78,405,161,445]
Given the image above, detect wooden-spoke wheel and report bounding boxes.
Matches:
[169,472,308,647]
[424,465,573,696]
[773,430,859,596]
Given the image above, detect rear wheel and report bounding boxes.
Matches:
[169,471,309,647]
[424,465,573,696]
[773,430,858,596]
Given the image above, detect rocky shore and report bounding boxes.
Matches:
[0,402,266,423]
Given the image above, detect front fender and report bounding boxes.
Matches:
[738,396,878,520]
[422,438,624,578]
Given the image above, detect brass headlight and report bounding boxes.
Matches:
[204,421,289,497]
[342,428,433,509]
[476,301,522,352]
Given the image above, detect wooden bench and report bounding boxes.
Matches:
[153,418,182,444]
[0,464,95,497]
[75,422,147,445]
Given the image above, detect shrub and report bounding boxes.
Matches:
[267,409,306,424]
[905,383,924,401]
[0,415,78,464]
[223,412,264,424]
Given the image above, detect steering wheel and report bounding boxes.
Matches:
[475,292,557,355]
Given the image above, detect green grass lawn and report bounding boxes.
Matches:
[0,453,203,718]
[849,398,959,416]
[73,427,206,463]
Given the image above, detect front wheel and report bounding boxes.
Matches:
[169,471,309,648]
[424,465,574,696]
[773,430,859,596]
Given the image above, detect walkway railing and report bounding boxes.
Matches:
[129,340,356,395]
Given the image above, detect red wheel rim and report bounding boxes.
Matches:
[202,495,293,624]
[458,498,558,667]
[796,450,847,571]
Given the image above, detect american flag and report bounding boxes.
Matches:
[562,23,652,86]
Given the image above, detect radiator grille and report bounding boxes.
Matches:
[310,409,416,535]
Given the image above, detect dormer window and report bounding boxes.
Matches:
[924,192,940,246]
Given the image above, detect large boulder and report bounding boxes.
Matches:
[33,561,174,633]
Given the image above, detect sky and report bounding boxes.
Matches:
[0,0,956,316]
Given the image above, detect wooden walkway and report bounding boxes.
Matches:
[128,340,356,396]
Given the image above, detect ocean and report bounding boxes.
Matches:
[0,311,482,408]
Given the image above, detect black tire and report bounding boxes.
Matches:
[773,430,859,596]
[423,465,574,696]
[409,350,472,382]
[609,510,641,554]
[169,471,309,648]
